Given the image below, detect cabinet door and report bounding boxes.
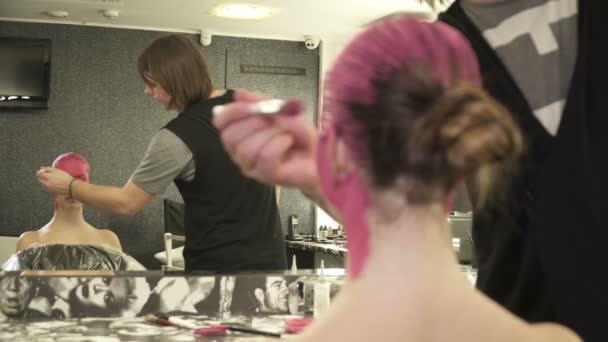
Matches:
[225,49,320,235]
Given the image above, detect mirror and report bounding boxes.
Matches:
[0,1,436,271]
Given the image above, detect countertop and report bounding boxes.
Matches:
[285,240,347,257]
[0,315,300,341]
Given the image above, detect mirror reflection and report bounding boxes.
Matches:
[0,1,437,272]
[2,1,596,341]
[0,1,471,272]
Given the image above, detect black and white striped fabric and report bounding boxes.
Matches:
[462,0,577,136]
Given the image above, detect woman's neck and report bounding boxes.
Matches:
[47,206,88,231]
[364,200,462,282]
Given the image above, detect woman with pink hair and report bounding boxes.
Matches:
[5,153,143,271]
[213,16,580,341]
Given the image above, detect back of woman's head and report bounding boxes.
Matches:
[325,16,522,207]
[52,152,90,183]
[137,34,213,111]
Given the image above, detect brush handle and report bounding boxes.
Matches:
[226,326,282,338]
[146,315,178,328]
[167,317,199,329]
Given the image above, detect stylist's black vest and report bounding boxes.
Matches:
[164,90,286,272]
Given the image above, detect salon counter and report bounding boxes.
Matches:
[0,271,341,341]
[0,315,300,341]
[285,240,347,257]
[286,240,346,270]
[284,241,477,285]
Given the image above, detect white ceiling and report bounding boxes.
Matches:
[0,0,440,41]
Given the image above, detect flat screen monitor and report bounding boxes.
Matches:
[0,37,51,109]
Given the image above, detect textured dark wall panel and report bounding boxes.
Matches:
[0,21,319,268]
[225,48,319,236]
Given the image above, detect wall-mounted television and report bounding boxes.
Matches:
[0,37,51,109]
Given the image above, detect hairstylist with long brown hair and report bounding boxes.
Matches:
[37,34,286,273]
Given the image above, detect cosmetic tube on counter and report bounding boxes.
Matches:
[291,255,298,274]
[313,260,331,318]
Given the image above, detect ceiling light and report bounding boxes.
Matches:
[45,10,69,18]
[8,96,18,100]
[21,96,30,100]
[0,97,5,101]
[210,3,276,20]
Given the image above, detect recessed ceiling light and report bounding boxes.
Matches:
[210,3,277,20]
[45,10,69,18]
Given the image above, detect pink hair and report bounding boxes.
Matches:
[324,16,481,163]
[319,16,482,278]
[52,152,90,183]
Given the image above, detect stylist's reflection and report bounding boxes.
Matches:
[36,34,286,272]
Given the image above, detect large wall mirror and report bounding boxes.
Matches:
[0,1,439,271]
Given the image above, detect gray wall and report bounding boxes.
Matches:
[0,21,319,268]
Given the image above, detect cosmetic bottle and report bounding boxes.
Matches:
[314,260,331,318]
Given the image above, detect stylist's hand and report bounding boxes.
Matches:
[36,167,72,195]
[213,90,322,198]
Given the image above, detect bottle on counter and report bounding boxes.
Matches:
[319,226,329,240]
[335,225,343,237]
[332,226,339,238]
[291,255,298,274]
[314,260,331,318]
[287,215,303,241]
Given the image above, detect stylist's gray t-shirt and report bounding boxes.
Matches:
[130,129,195,194]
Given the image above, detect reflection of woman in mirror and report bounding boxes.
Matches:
[18,153,121,252]
[36,34,286,273]
[212,16,580,342]
[3,153,144,271]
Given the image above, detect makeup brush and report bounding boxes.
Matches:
[213,98,303,117]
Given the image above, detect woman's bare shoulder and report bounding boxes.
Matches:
[96,229,123,252]
[16,230,41,251]
[530,323,582,342]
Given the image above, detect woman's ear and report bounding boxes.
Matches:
[333,137,355,183]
